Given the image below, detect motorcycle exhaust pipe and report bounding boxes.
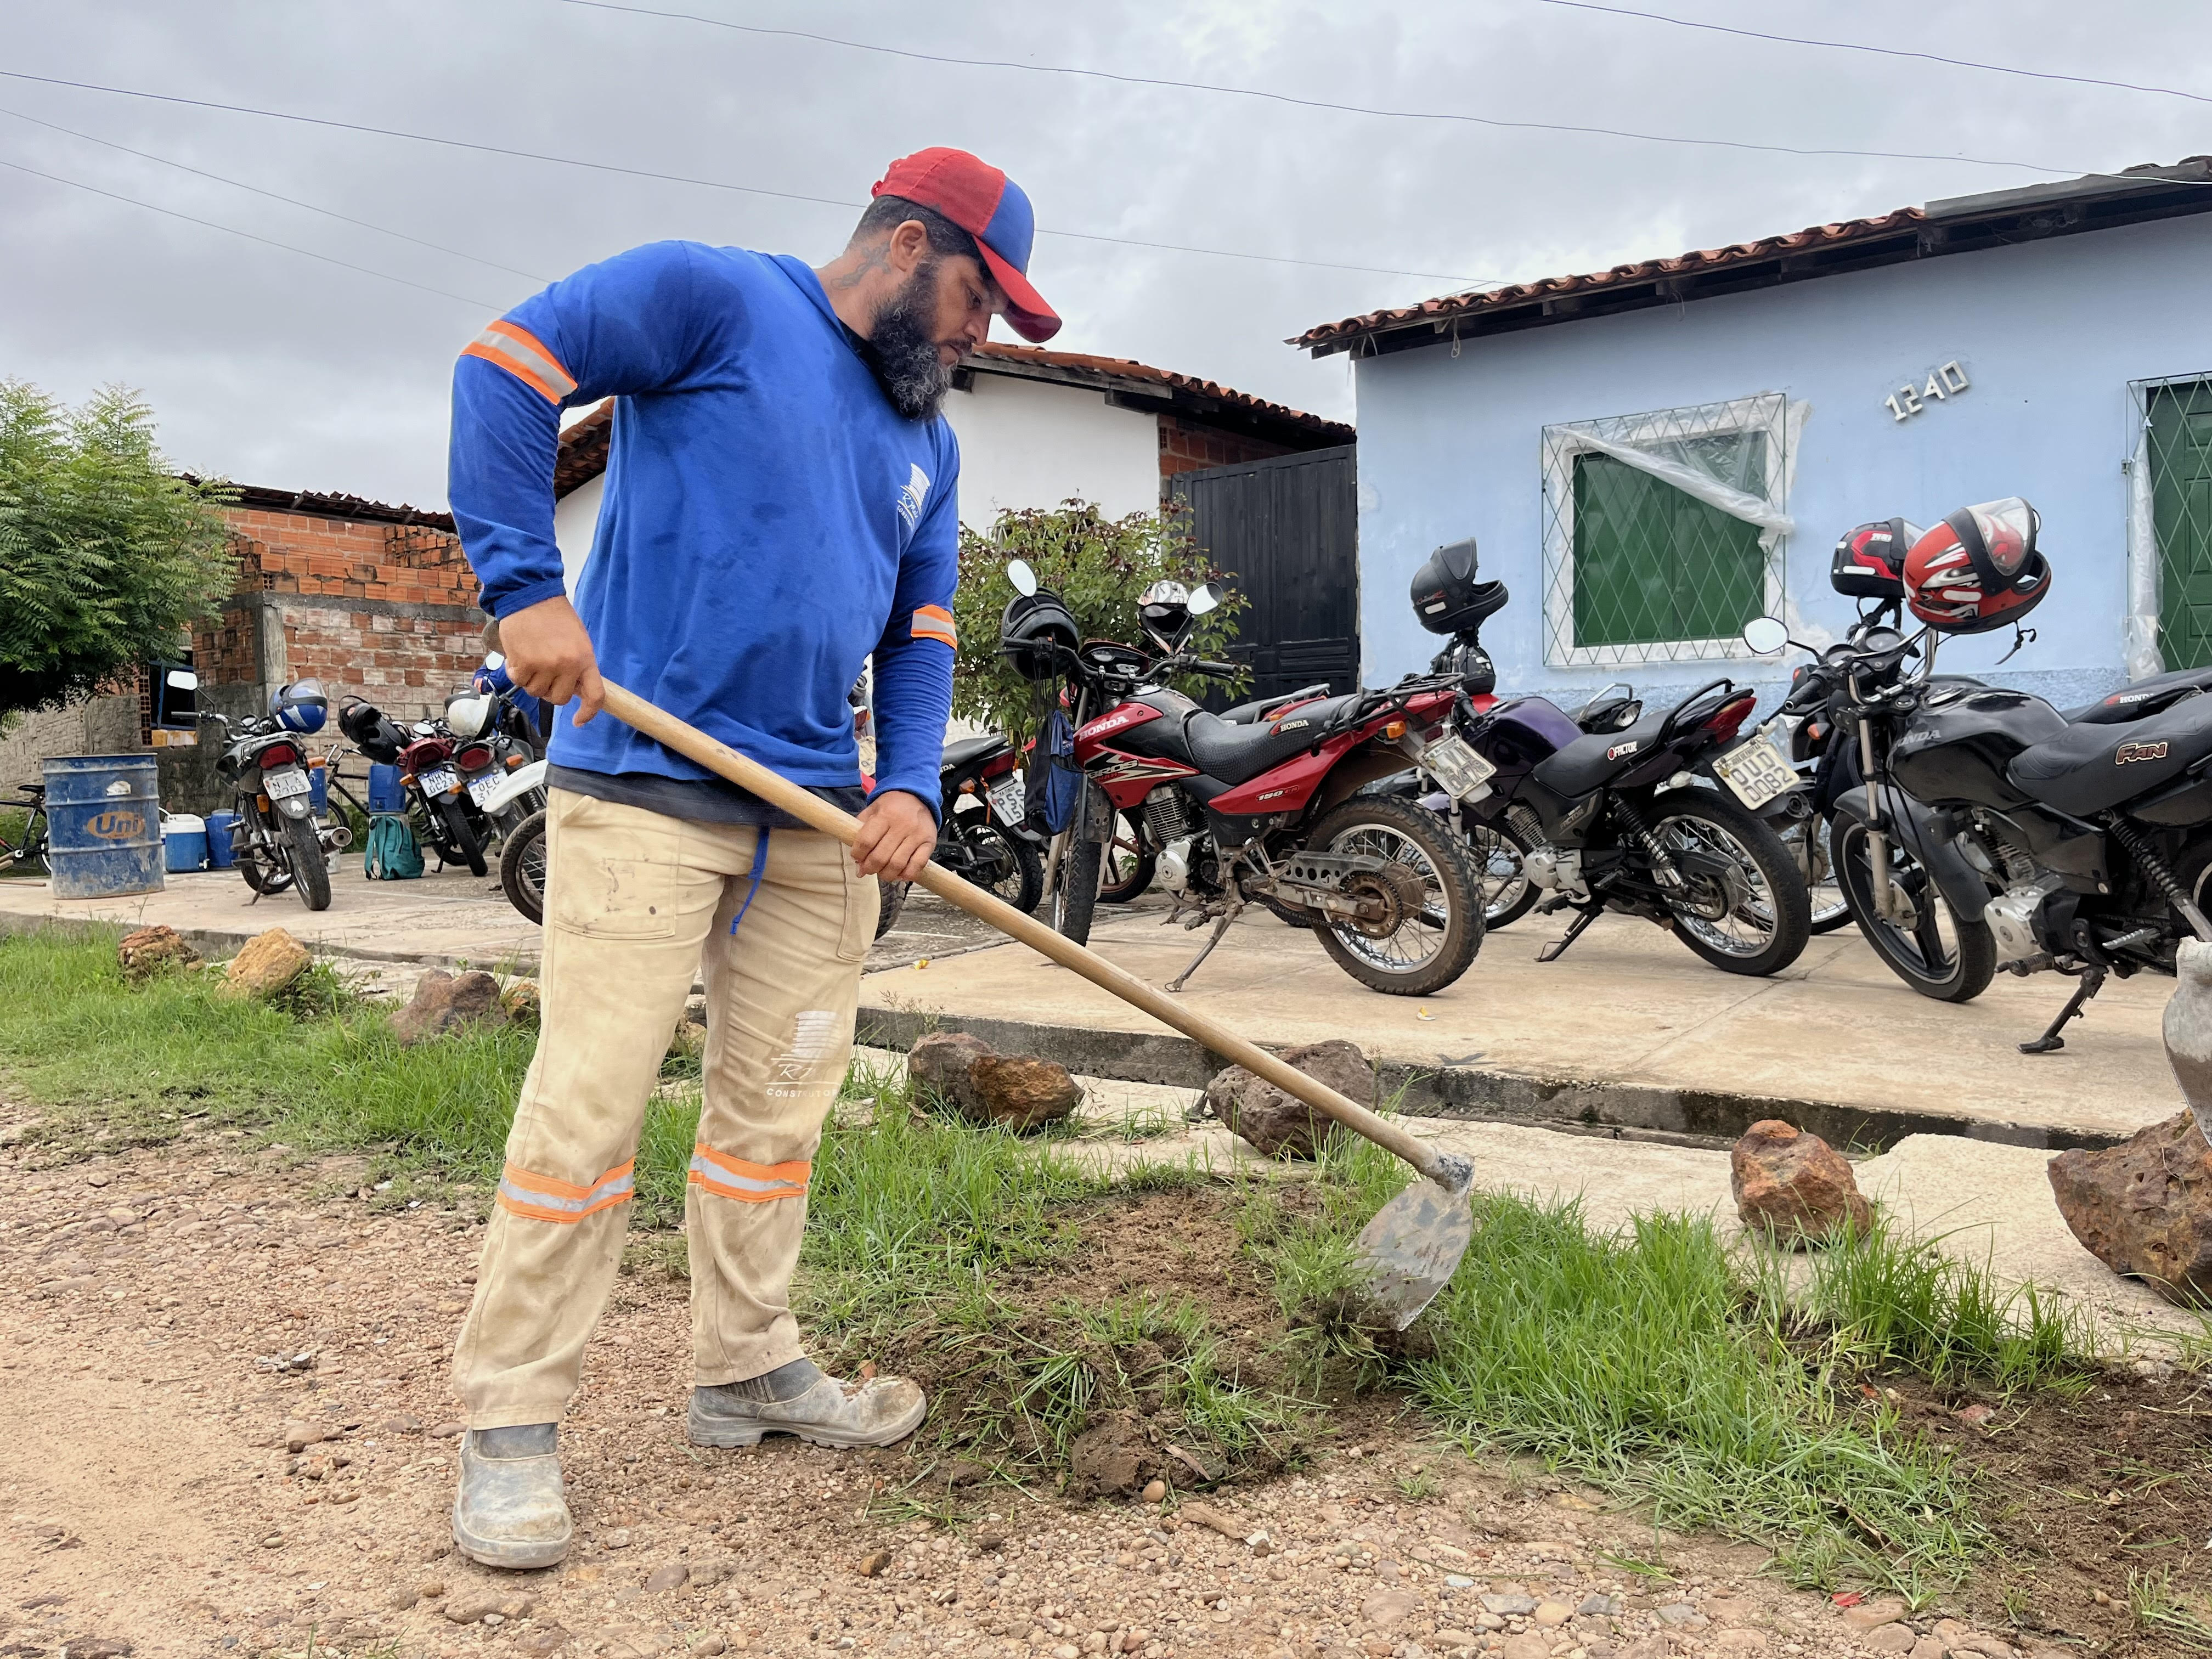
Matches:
[323,823,355,852]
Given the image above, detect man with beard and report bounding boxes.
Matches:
[441,148,1058,1569]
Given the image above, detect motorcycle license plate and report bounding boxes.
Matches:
[986,777,1025,821]
[465,771,505,810]
[264,768,313,800]
[1713,736,1797,810]
[1420,733,1497,801]
[419,766,459,797]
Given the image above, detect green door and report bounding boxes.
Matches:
[1571,450,1766,651]
[2153,381,2212,670]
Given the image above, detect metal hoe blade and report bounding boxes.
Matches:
[1350,1153,1476,1331]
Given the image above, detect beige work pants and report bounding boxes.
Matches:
[452,788,876,1428]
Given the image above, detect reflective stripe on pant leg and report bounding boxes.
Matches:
[497,1159,636,1223]
[687,1145,809,1203]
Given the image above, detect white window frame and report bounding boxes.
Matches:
[1540,392,1798,669]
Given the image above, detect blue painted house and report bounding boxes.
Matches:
[1295,159,2212,715]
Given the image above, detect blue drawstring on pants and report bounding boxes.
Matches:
[728,827,769,934]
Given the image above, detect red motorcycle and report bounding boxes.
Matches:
[999,562,1487,996]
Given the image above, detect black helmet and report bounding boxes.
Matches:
[1830,518,1922,601]
[338,698,408,763]
[270,678,328,734]
[1410,538,1510,636]
[998,591,1080,682]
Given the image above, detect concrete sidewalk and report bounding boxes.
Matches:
[860,894,2184,1152]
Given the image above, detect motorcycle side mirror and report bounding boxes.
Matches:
[166,669,199,691]
[1741,616,1790,655]
[1007,559,1038,597]
[1188,582,1223,618]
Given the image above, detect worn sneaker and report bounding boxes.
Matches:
[688,1368,927,1449]
[452,1425,572,1570]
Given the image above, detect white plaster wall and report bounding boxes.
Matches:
[552,472,604,594]
[939,373,1162,528]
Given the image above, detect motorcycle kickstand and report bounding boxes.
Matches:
[1536,902,1602,964]
[1167,901,1243,993]
[2019,964,2107,1055]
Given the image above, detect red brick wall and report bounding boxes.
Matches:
[195,508,486,726]
[1156,416,1298,484]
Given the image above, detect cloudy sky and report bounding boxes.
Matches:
[3,1,2207,509]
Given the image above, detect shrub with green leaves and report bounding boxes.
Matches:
[949,500,1248,745]
[0,381,236,720]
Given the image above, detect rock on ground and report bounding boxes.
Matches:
[906,1031,994,1112]
[2048,1109,2212,1306]
[390,969,509,1046]
[223,928,312,998]
[117,925,199,981]
[906,1031,1081,1131]
[1730,1119,1871,1246]
[1205,1039,1374,1159]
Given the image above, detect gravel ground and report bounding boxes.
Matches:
[0,1136,2070,1659]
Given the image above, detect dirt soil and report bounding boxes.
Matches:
[1876,1367,2212,1653]
[0,1132,2128,1659]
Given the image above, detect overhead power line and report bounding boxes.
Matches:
[1528,0,2212,108]
[0,69,1494,285]
[0,151,505,310]
[0,104,552,283]
[541,0,2194,185]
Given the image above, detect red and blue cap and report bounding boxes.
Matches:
[872,148,1060,343]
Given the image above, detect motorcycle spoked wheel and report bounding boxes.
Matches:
[1832,817,1995,1002]
[499,808,548,925]
[1305,794,1486,996]
[284,810,332,911]
[1645,792,1812,978]
[1048,783,1111,947]
[1463,815,1539,930]
[234,821,294,896]
[946,816,1043,915]
[1098,810,1156,904]
[439,796,489,878]
[1777,809,1853,934]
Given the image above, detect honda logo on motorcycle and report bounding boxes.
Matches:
[2116,739,2170,765]
[1606,740,1640,760]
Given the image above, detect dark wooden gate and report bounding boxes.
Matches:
[1168,444,1359,703]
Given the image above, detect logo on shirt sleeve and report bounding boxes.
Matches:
[897,464,932,531]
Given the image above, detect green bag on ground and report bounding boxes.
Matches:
[363,812,424,880]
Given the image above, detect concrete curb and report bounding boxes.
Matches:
[0,910,536,975]
[855,1003,2130,1154]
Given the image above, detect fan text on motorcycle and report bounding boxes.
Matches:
[2117,740,2171,765]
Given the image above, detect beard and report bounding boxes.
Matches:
[859,255,956,422]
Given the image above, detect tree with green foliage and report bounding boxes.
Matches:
[0,382,237,719]
[949,499,1248,743]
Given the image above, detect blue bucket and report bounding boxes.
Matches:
[44,755,165,899]
[366,763,408,814]
[205,810,241,870]
[162,814,208,873]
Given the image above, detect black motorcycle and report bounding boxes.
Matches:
[1746,604,2212,1051]
[935,731,1045,913]
[207,679,346,912]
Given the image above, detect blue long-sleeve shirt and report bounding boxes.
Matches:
[447,240,960,816]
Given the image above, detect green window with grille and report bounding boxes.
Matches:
[1570,449,1767,650]
[2153,380,2212,671]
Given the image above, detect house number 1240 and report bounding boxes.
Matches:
[1886,361,1970,422]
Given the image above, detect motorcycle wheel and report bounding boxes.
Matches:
[285,811,331,912]
[1464,817,1538,930]
[439,795,489,878]
[1098,812,1156,904]
[499,808,548,926]
[874,878,909,940]
[234,813,293,895]
[1832,817,1995,1002]
[1646,792,1812,978]
[1306,794,1485,996]
[1777,809,1853,934]
[953,819,1043,914]
[1049,784,1109,946]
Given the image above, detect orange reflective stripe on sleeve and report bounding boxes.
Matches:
[495,1159,635,1223]
[460,319,578,404]
[687,1143,811,1203]
[911,604,957,648]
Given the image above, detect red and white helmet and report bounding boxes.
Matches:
[1902,498,2050,634]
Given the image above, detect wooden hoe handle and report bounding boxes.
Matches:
[599,682,1448,1181]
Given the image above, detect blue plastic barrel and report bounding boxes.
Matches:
[162,813,208,873]
[205,810,240,870]
[367,763,408,813]
[43,755,165,899]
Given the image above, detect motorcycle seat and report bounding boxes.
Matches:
[2008,695,2212,817]
[1533,706,1673,798]
[939,732,1008,774]
[1219,684,1332,725]
[2064,665,2212,725]
[1182,694,1364,786]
